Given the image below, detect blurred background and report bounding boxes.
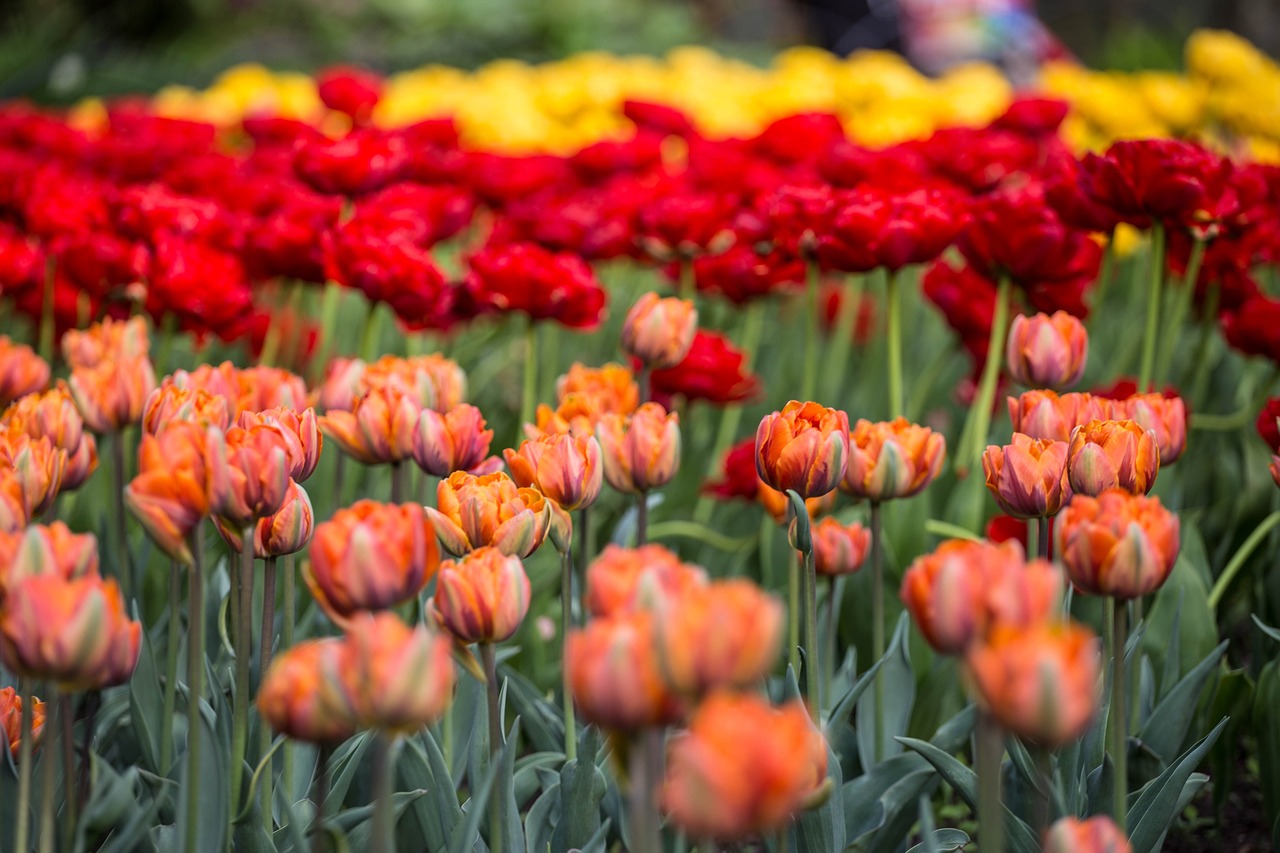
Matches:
[0,0,1275,102]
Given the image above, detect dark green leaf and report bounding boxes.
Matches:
[1136,641,1226,767]
[857,614,914,767]
[1126,717,1228,853]
[555,726,605,850]
[905,828,970,853]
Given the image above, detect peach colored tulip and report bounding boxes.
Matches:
[172,362,242,416]
[662,692,827,839]
[68,354,157,433]
[555,362,639,420]
[142,384,232,433]
[0,522,98,601]
[0,336,50,407]
[1005,311,1088,390]
[655,579,784,696]
[3,384,98,490]
[505,431,604,512]
[426,471,549,558]
[0,433,66,519]
[1067,419,1160,496]
[1043,816,1132,853]
[257,638,358,744]
[981,433,1071,518]
[61,316,148,370]
[755,401,849,499]
[842,417,944,502]
[585,544,707,618]
[318,383,419,465]
[567,612,684,731]
[235,366,308,413]
[208,423,292,526]
[758,483,835,524]
[621,292,698,369]
[245,407,323,482]
[0,470,27,533]
[1115,392,1187,465]
[596,402,681,494]
[432,547,532,644]
[316,357,367,413]
[216,479,315,559]
[124,422,216,566]
[412,403,494,477]
[333,612,455,732]
[363,354,466,413]
[1008,390,1112,443]
[966,620,1100,747]
[1,686,46,758]
[812,517,871,576]
[1056,489,1180,600]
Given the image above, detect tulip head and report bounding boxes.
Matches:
[426,471,549,558]
[0,336,50,408]
[124,422,215,566]
[1056,488,1180,599]
[0,432,66,519]
[333,612,455,732]
[250,407,323,482]
[1043,816,1132,853]
[981,433,1071,518]
[412,403,494,477]
[504,431,604,511]
[812,517,871,577]
[1005,311,1088,390]
[142,384,232,433]
[217,479,315,559]
[1008,390,1112,443]
[621,292,698,369]
[2,385,98,490]
[596,402,681,494]
[432,547,532,644]
[0,522,98,602]
[68,354,157,433]
[754,401,849,499]
[257,639,358,744]
[585,543,707,618]
[61,316,149,371]
[1117,393,1187,465]
[567,612,685,731]
[208,423,293,526]
[1,685,47,758]
[317,357,367,413]
[1067,419,1160,496]
[318,383,419,465]
[0,470,25,533]
[843,417,945,502]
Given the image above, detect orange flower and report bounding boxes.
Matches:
[585,544,707,618]
[142,384,232,433]
[981,433,1071,518]
[432,546,532,644]
[567,611,685,731]
[900,539,1063,655]
[61,316,148,371]
[125,422,216,566]
[257,639,358,745]
[662,692,827,839]
[318,382,419,465]
[758,484,835,524]
[3,384,98,490]
[621,292,698,370]
[0,469,24,532]
[316,357,367,413]
[305,500,439,622]
[1,686,47,758]
[426,470,549,558]
[333,612,455,732]
[1114,392,1187,465]
[412,403,494,477]
[0,336,49,407]
[596,402,681,494]
[655,579,784,696]
[173,362,242,416]
[208,423,292,526]
[363,354,466,413]
[755,401,849,499]
[842,417,944,502]
[966,620,1100,747]
[235,366,309,413]
[1066,419,1160,496]
[216,479,315,559]
[245,407,323,482]
[68,354,157,433]
[0,574,141,691]
[1043,816,1132,853]
[0,522,98,602]
[504,431,604,512]
[1056,489,1180,600]
[812,517,871,576]
[1007,390,1111,443]
[555,362,639,421]
[0,432,66,518]
[1005,311,1088,390]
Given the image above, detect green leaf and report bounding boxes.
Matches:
[857,614,914,767]
[501,666,565,756]
[495,717,526,853]
[578,817,612,853]
[129,620,164,774]
[555,726,605,851]
[329,790,429,847]
[1254,661,1280,828]
[395,736,452,853]
[796,741,845,853]
[1142,539,1217,678]
[325,731,373,811]
[905,828,970,853]
[1253,614,1280,645]
[514,751,565,807]
[174,691,229,853]
[419,729,465,842]
[1136,641,1226,767]
[1126,717,1228,853]
[524,782,561,853]
[828,652,885,778]
[447,730,515,853]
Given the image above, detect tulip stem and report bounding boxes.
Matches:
[1137,223,1165,392]
[161,563,182,774]
[560,546,578,761]
[281,554,295,801]
[1158,235,1205,385]
[1091,239,1116,317]
[801,260,820,403]
[635,493,648,546]
[359,300,382,362]
[1038,516,1050,561]
[369,733,399,853]
[1026,519,1038,565]
[957,275,1011,475]
[802,544,819,710]
[260,556,278,831]
[825,575,839,712]
[14,678,34,853]
[230,528,255,820]
[184,527,205,853]
[60,692,76,830]
[788,548,801,683]
[1188,280,1221,407]
[885,268,903,419]
[110,430,133,608]
[38,686,57,853]
[311,743,332,853]
[1208,509,1280,612]
[576,507,591,625]
[317,281,343,378]
[976,710,1005,853]
[826,273,866,402]
[520,318,538,433]
[481,643,503,853]
[1110,598,1129,832]
[871,501,886,763]
[677,259,694,302]
[38,255,55,365]
[629,731,662,853]
[389,461,405,504]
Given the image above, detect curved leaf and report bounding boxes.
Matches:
[1126,717,1228,853]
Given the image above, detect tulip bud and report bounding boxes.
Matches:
[61,316,149,371]
[244,407,323,482]
[585,544,707,618]
[981,433,1071,518]
[662,692,827,840]
[755,401,849,499]
[257,639,358,744]
[1272,455,1280,489]
[334,612,455,732]
[621,292,698,369]
[425,471,549,558]
[554,362,639,422]
[235,366,309,413]
[1043,816,1132,853]
[0,433,66,519]
[2,384,98,491]
[655,579,784,696]
[142,384,232,433]
[432,547,532,644]
[1056,489,1180,600]
[843,417,945,502]
[1005,311,1088,390]
[1008,390,1111,443]
[1067,419,1160,496]
[125,423,216,566]
[812,517,871,576]
[596,402,681,494]
[0,337,50,407]
[1256,398,1280,453]
[318,383,419,465]
[317,357,367,413]
[208,423,292,526]
[0,522,98,602]
[1115,392,1187,465]
[504,431,604,512]
[0,470,25,533]
[305,500,439,622]
[567,612,684,731]
[1,685,47,758]
[68,354,157,433]
[966,621,1100,747]
[363,354,467,413]
[411,403,494,477]
[217,479,315,559]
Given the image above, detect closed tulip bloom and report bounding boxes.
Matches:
[655,579,784,696]
[245,407,323,482]
[0,574,142,691]
[208,424,292,526]
[504,431,604,511]
[426,471,549,558]
[318,383,419,465]
[61,316,149,371]
[68,354,157,433]
[1056,489,1180,599]
[585,544,707,618]
[0,433,66,519]
[966,621,1100,747]
[755,401,849,499]
[1044,816,1133,853]
[257,639,358,744]
[216,479,315,559]
[981,434,1071,518]
[317,357,367,413]
[0,337,50,407]
[1,686,47,758]
[235,366,309,414]
[567,612,685,731]
[1005,311,1089,390]
[363,354,467,414]
[596,402,681,494]
[621,292,698,369]
[1272,456,1280,489]
[1067,419,1160,496]
[0,470,26,533]
[554,362,640,422]
[305,500,440,621]
[412,403,493,477]
[759,483,836,524]
[0,522,98,600]
[842,417,945,502]
[142,385,232,433]
[812,517,871,577]
[1115,393,1187,465]
[432,547,532,644]
[3,386,97,491]
[663,692,827,840]
[334,612,455,732]
[1008,390,1112,443]
[125,423,216,566]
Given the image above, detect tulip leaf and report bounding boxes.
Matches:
[325,731,373,811]
[797,740,845,853]
[327,790,429,846]
[447,729,516,853]
[395,735,453,853]
[829,655,885,778]
[513,751,565,806]
[129,619,164,774]
[1136,640,1226,767]
[1255,661,1280,830]
[500,665,565,756]
[232,806,275,853]
[1253,614,1280,645]
[497,717,526,853]
[1086,754,1114,820]
[905,828,970,853]
[555,726,605,851]
[1142,538,1217,678]
[1160,593,1184,704]
[1126,717,1228,853]
[418,728,466,841]
[524,781,561,853]
[174,691,229,853]
[856,614,914,767]
[578,817,612,853]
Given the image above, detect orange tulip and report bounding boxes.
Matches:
[0,522,98,602]
[842,417,944,502]
[412,403,494,477]
[755,401,849,499]
[596,402,681,494]
[216,479,315,559]
[363,354,466,413]
[900,539,1063,655]
[244,407,323,482]
[318,383,419,465]
[1056,489,1179,600]
[235,366,309,413]
[316,357,367,413]
[1008,390,1112,443]
[61,316,148,371]
[1114,393,1187,465]
[662,692,827,839]
[758,483,835,524]
[555,362,639,421]
[0,574,141,691]
[333,612,455,732]
[125,422,216,566]
[566,612,684,731]
[208,423,292,526]
[504,431,604,512]
[585,543,707,618]
[426,471,549,558]
[142,384,232,433]
[172,362,242,416]
[0,432,66,519]
[655,579,784,696]
[257,639,358,744]
[305,500,439,622]
[1067,419,1160,496]
[0,469,24,532]
[981,433,1071,518]
[621,292,698,369]
[812,517,871,576]
[1005,311,1088,390]
[432,546,532,644]
[3,384,98,490]
[1043,816,1132,853]
[68,354,157,433]
[0,336,50,407]
[1,685,47,758]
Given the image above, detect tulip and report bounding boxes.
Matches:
[966,620,1100,747]
[754,401,849,499]
[2,385,98,490]
[0,574,142,691]
[432,547,532,644]
[0,470,25,533]
[585,544,707,618]
[621,292,698,370]
[245,407,323,482]
[317,65,383,123]
[655,579,784,696]
[257,639,358,744]
[566,612,685,731]
[362,354,467,414]
[553,362,640,424]
[812,517,871,576]
[596,402,681,494]
[1257,397,1280,453]
[317,357,367,413]
[1066,419,1161,496]
[981,433,1071,518]
[1056,489,1180,600]
[1008,390,1112,443]
[411,403,493,477]
[333,612,455,732]
[142,384,232,433]
[758,483,835,524]
[235,366,310,414]
[504,431,604,512]
[1115,393,1187,465]
[0,522,98,600]
[1043,816,1132,853]
[1005,311,1089,390]
[68,354,157,433]
[125,422,216,566]
[208,423,292,526]
[305,500,439,622]
[1272,455,1280,489]
[61,316,149,371]
[842,417,945,502]
[0,336,50,407]
[649,330,761,407]
[425,471,549,558]
[0,433,66,519]
[662,692,827,840]
[1,686,46,758]
[465,242,605,329]
[318,383,419,465]
[216,479,315,559]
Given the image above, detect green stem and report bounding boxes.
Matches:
[14,678,34,853]
[824,576,838,712]
[110,431,132,607]
[560,545,578,761]
[316,282,343,381]
[359,299,382,363]
[230,527,255,820]
[788,549,801,681]
[802,544,818,710]
[38,256,55,366]
[1091,239,1115,318]
[976,710,1005,853]
[258,290,285,369]
[1039,516,1050,561]
[576,507,591,626]
[678,259,695,302]
[311,743,332,853]
[635,493,648,546]
[481,644,503,853]
[885,269,903,418]
[1026,519,1039,565]
[184,527,205,853]
[825,273,866,402]
[520,318,538,433]
[801,260,820,403]
[259,556,278,831]
[871,501,885,764]
[956,275,1011,475]
[1110,599,1129,832]
[38,686,56,853]
[160,563,183,774]
[389,461,405,504]
[281,554,295,801]
[1208,510,1280,611]
[1188,280,1221,407]
[369,734,399,853]
[629,731,661,853]
[1137,223,1165,392]
[60,692,76,832]
[1158,236,1205,385]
